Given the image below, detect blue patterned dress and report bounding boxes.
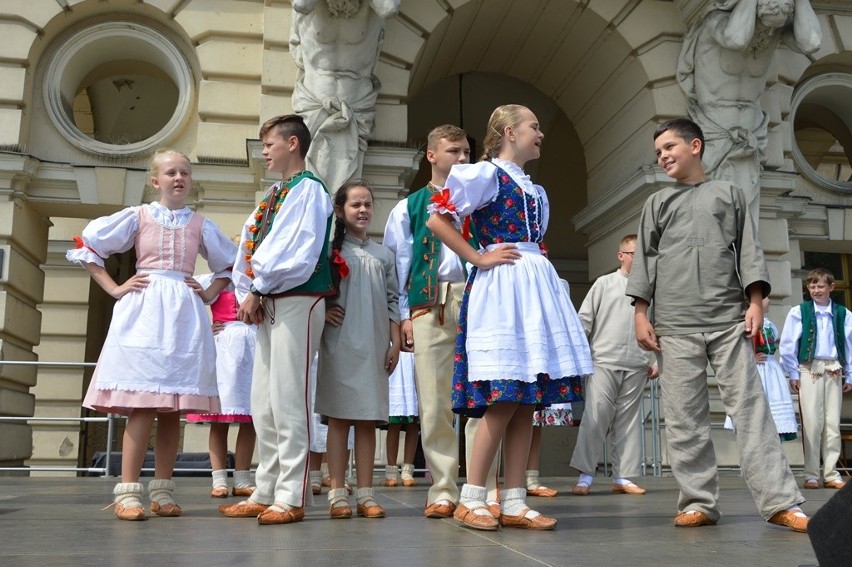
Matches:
[431,159,592,417]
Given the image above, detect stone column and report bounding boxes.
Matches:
[0,157,50,473]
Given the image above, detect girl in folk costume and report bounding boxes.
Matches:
[426,104,592,531]
[724,297,798,441]
[67,149,237,521]
[316,180,401,519]
[186,235,258,499]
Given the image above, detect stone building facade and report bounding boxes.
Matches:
[0,0,849,474]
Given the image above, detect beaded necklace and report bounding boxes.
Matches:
[243,170,304,278]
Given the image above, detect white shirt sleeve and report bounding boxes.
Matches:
[577,279,600,338]
[237,178,333,296]
[200,219,238,279]
[779,306,803,380]
[383,199,412,320]
[66,207,140,267]
[434,161,499,217]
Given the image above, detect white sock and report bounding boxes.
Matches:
[613,478,631,486]
[211,469,228,489]
[400,464,415,481]
[355,487,377,506]
[459,484,491,517]
[148,479,176,505]
[328,487,349,508]
[310,470,322,486]
[233,470,252,488]
[525,469,540,489]
[113,482,144,507]
[502,487,540,518]
[578,473,594,486]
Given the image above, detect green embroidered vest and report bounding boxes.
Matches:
[797,301,847,364]
[406,186,478,310]
[273,171,334,297]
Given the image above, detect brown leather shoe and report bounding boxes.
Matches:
[487,502,500,519]
[257,505,305,525]
[218,500,269,518]
[453,503,499,531]
[150,501,182,517]
[612,483,646,495]
[527,486,558,497]
[768,509,809,533]
[311,483,322,495]
[824,479,846,489]
[210,487,229,498]
[499,508,557,530]
[803,479,820,489]
[329,504,352,519]
[424,501,456,518]
[402,478,417,487]
[674,511,716,527]
[114,503,147,521]
[357,501,385,518]
[232,486,255,497]
[382,478,399,487]
[571,483,590,496]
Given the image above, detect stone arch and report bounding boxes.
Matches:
[383,0,684,285]
[385,0,685,199]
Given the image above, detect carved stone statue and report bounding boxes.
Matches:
[290,0,401,194]
[677,0,821,225]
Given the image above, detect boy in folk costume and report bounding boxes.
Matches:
[780,268,852,490]
[220,114,335,525]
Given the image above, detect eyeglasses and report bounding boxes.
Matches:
[619,251,635,256]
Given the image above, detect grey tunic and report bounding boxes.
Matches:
[625,180,769,336]
[316,234,400,422]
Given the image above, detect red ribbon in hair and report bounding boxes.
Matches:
[332,248,350,279]
[539,241,549,257]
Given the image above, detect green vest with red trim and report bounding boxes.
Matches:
[406,186,478,310]
[797,300,847,364]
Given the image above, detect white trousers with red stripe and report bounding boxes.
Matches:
[249,295,325,508]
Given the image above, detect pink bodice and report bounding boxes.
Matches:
[210,290,239,323]
[135,206,203,275]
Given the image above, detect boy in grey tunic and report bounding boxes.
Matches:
[626,118,807,532]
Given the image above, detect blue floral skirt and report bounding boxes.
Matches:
[450,268,585,418]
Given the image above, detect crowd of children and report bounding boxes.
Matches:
[70,109,852,536]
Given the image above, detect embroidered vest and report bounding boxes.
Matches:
[272,172,335,297]
[797,301,847,364]
[406,186,478,310]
